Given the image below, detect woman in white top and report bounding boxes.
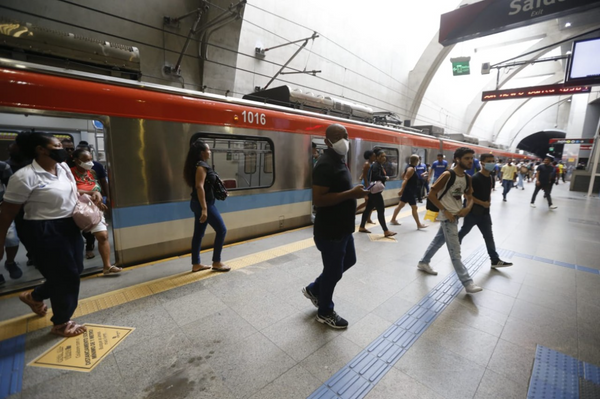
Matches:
[0,132,88,337]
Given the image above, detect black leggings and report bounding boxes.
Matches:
[360,192,388,231]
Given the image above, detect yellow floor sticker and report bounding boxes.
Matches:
[29,324,134,372]
[368,234,397,242]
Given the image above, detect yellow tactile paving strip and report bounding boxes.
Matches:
[0,206,424,341]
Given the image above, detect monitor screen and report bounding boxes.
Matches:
[565,37,600,86]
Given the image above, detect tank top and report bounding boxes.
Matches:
[404,167,418,193]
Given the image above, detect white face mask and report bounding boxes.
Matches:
[330,138,349,156]
[79,160,94,170]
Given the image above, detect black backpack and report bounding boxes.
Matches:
[426,170,471,212]
[212,175,228,201]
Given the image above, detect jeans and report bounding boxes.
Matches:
[190,199,227,264]
[517,173,525,189]
[458,212,499,263]
[308,234,356,315]
[420,219,473,287]
[531,184,552,206]
[502,179,513,199]
[360,192,388,231]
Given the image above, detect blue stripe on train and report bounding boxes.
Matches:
[112,181,404,229]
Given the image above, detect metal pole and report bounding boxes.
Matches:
[174,10,203,74]
[262,39,309,90]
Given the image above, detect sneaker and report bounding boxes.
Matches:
[465,283,483,294]
[530,203,536,208]
[0,274,5,286]
[492,260,513,268]
[5,261,22,279]
[549,205,558,210]
[316,311,348,329]
[302,286,318,308]
[417,262,438,275]
[503,198,507,202]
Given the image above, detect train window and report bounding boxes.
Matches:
[190,133,274,190]
[378,147,399,178]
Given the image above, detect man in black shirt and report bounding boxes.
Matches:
[458,154,513,268]
[302,124,368,329]
[530,156,557,209]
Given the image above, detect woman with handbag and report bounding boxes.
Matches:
[71,149,122,275]
[183,139,229,272]
[358,149,396,237]
[0,132,88,337]
[390,154,428,229]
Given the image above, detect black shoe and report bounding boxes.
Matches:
[5,261,23,279]
[0,274,5,286]
[491,260,513,268]
[26,258,35,267]
[302,286,318,308]
[316,311,348,329]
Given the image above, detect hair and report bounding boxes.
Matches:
[409,154,419,165]
[72,149,90,160]
[61,138,74,145]
[437,153,444,157]
[15,131,55,159]
[544,156,553,161]
[312,142,317,149]
[363,150,374,160]
[480,153,494,163]
[183,139,209,188]
[374,148,385,157]
[453,147,474,162]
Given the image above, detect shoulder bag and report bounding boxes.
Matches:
[60,164,103,231]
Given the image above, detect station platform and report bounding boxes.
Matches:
[1,181,599,399]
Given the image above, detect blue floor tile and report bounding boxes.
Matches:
[0,335,26,399]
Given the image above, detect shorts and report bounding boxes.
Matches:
[89,215,107,234]
[5,221,19,247]
[400,191,417,206]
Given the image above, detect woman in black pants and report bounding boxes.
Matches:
[0,132,88,337]
[359,150,396,237]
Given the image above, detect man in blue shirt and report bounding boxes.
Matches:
[465,158,481,176]
[428,153,448,185]
[415,156,428,202]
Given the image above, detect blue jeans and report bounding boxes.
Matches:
[308,234,356,315]
[517,173,525,189]
[190,199,227,264]
[502,179,513,199]
[458,212,499,263]
[420,219,473,286]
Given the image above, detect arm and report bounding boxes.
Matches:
[398,167,414,196]
[313,184,367,207]
[195,166,209,223]
[535,169,541,186]
[99,178,110,200]
[0,202,22,260]
[457,182,474,217]
[427,172,453,221]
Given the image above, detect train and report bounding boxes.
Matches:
[0,58,527,267]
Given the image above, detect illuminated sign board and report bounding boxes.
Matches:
[549,138,595,145]
[482,84,591,101]
[451,57,471,76]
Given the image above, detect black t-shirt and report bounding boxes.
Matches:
[191,161,218,203]
[369,162,387,184]
[313,148,356,239]
[536,164,555,185]
[404,167,418,193]
[471,172,492,215]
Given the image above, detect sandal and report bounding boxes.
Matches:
[19,291,47,317]
[103,265,123,275]
[211,262,231,272]
[51,321,87,337]
[384,231,397,237]
[86,251,96,259]
[358,228,371,233]
[192,264,211,272]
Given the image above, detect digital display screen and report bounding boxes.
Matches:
[569,38,600,80]
[481,84,591,101]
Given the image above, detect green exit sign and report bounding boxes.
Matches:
[451,57,471,76]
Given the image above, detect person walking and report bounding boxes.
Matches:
[358,149,396,237]
[458,154,513,268]
[415,156,428,203]
[416,147,483,294]
[356,150,376,223]
[302,124,368,329]
[501,160,517,202]
[530,156,558,210]
[184,139,229,273]
[517,162,528,190]
[0,132,88,336]
[390,154,428,229]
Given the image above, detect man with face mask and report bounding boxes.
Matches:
[458,154,513,268]
[302,124,368,329]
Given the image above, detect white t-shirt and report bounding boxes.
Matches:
[4,160,77,220]
[438,172,469,219]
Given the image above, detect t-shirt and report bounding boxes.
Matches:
[403,167,418,194]
[70,167,100,192]
[501,164,517,181]
[431,160,448,178]
[92,161,107,180]
[191,161,218,204]
[536,164,555,185]
[313,148,356,239]
[465,159,480,176]
[415,163,427,179]
[470,172,492,215]
[558,164,564,174]
[438,171,469,219]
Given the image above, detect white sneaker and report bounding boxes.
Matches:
[530,203,536,208]
[549,205,557,210]
[417,262,438,275]
[465,283,483,294]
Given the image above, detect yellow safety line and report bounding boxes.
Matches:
[0,206,424,341]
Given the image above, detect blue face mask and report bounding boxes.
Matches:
[483,162,496,172]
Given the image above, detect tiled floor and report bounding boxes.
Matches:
[1,182,600,399]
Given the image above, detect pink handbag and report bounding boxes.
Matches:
[60,164,103,231]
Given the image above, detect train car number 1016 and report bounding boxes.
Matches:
[241,110,266,125]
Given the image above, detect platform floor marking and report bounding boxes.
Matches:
[308,246,507,399]
[0,334,25,399]
[503,250,599,275]
[528,345,600,399]
[367,234,397,242]
[28,324,134,373]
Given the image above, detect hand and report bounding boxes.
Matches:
[98,203,108,212]
[351,185,369,199]
[482,201,491,208]
[91,192,102,205]
[199,210,208,223]
[457,208,470,218]
[536,181,540,186]
[443,209,456,222]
